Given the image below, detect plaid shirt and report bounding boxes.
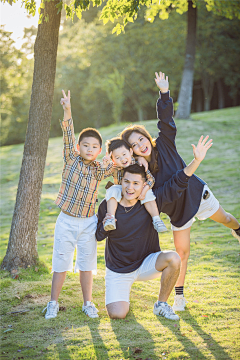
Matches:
[55,118,113,217]
[112,157,155,188]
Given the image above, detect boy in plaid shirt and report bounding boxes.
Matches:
[43,90,112,320]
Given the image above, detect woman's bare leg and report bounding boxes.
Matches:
[173,227,191,287]
[210,205,239,229]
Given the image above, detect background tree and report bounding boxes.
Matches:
[96,70,125,124]
[0,26,33,146]
[2,0,61,271]
[195,5,240,111]
[101,0,240,118]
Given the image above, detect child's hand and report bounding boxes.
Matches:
[102,151,112,168]
[138,185,149,201]
[192,135,213,163]
[60,90,71,112]
[137,156,149,171]
[155,71,169,93]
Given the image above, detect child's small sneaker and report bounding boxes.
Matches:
[82,301,99,318]
[231,229,240,244]
[42,300,59,319]
[153,218,168,233]
[153,301,179,320]
[172,295,188,311]
[104,217,116,231]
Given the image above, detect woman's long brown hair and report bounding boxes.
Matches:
[121,125,159,174]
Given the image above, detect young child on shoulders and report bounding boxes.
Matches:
[103,137,167,233]
[43,90,112,320]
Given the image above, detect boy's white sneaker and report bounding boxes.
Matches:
[172,294,188,311]
[153,301,179,320]
[152,218,168,233]
[82,301,99,318]
[231,229,240,244]
[43,300,59,319]
[104,217,116,231]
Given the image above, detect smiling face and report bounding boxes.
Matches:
[111,146,133,168]
[77,136,102,164]
[121,171,145,205]
[128,132,152,160]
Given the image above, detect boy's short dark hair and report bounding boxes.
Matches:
[78,128,102,147]
[106,137,130,155]
[123,164,146,181]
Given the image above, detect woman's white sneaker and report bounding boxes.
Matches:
[82,301,99,318]
[153,301,179,320]
[172,295,188,311]
[43,300,59,319]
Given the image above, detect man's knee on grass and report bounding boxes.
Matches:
[107,301,129,319]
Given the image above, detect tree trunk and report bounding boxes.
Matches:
[202,76,214,111]
[217,79,225,109]
[193,85,203,112]
[175,1,197,119]
[1,0,61,272]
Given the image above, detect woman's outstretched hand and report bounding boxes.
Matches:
[192,135,213,163]
[155,71,169,93]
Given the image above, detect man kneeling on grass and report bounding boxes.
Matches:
[96,136,212,320]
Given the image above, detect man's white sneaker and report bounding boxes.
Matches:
[152,218,168,233]
[231,229,240,244]
[42,300,59,319]
[172,295,188,311]
[104,217,116,231]
[82,301,99,318]
[153,301,179,320]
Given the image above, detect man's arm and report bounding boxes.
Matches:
[154,135,213,209]
[60,90,77,162]
[155,71,176,145]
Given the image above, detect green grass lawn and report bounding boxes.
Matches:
[0,107,240,360]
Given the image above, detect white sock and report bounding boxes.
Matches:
[152,216,160,222]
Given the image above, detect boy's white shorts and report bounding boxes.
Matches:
[52,211,98,273]
[105,184,156,204]
[105,251,162,306]
[171,185,220,231]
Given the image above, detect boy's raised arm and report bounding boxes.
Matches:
[60,90,76,162]
[61,90,72,121]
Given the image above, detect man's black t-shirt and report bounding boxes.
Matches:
[96,200,160,273]
[96,169,191,273]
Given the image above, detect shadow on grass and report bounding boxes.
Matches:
[110,312,156,359]
[156,311,233,360]
[48,317,109,360]
[87,318,110,359]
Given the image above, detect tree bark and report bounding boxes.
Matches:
[1,0,61,272]
[175,1,197,119]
